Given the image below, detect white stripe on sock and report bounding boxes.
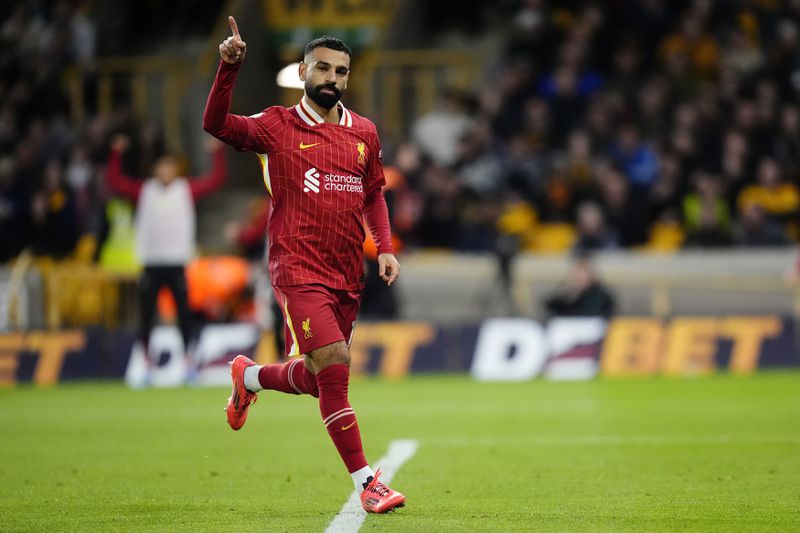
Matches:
[286,359,303,394]
[324,409,355,427]
[323,407,354,426]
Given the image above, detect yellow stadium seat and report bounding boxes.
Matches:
[497,202,540,251]
[72,234,98,264]
[645,222,685,252]
[532,223,576,254]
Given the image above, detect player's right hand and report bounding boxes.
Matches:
[219,16,246,64]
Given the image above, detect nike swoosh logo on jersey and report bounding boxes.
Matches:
[341,420,356,431]
[299,142,320,150]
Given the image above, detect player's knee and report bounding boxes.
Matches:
[330,348,350,367]
[311,341,350,369]
[324,346,350,368]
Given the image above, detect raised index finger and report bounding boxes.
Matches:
[228,16,241,39]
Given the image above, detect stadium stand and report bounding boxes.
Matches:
[380,0,800,254]
[0,1,799,329]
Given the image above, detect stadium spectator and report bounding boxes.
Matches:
[595,164,650,247]
[733,202,790,247]
[29,158,79,258]
[574,201,617,252]
[544,253,615,318]
[540,160,576,222]
[538,65,591,148]
[738,157,800,235]
[721,27,763,76]
[637,77,670,141]
[606,41,642,103]
[106,134,227,362]
[411,88,473,167]
[611,123,660,189]
[718,129,751,207]
[518,97,551,152]
[489,63,538,141]
[414,165,462,248]
[456,119,505,196]
[648,152,683,221]
[65,142,95,229]
[0,157,30,262]
[683,171,732,247]
[562,129,594,193]
[503,133,548,206]
[660,11,720,77]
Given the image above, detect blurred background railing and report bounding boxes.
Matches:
[64,57,192,154]
[353,50,480,141]
[2,250,796,331]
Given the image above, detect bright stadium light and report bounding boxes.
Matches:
[276,62,304,89]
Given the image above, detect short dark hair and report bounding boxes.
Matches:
[304,36,352,59]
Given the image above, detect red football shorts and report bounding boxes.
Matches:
[272,284,361,357]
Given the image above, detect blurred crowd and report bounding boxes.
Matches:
[0,1,216,266]
[0,1,96,262]
[386,0,800,253]
[3,0,800,269]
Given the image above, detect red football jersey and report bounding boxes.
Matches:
[204,61,392,290]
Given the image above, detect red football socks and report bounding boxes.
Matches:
[257,359,319,397]
[316,363,368,474]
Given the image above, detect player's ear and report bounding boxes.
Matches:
[298,62,307,81]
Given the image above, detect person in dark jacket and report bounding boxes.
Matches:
[544,253,615,318]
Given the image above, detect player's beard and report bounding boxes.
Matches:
[306,81,343,110]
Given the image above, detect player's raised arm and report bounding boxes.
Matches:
[203,16,258,151]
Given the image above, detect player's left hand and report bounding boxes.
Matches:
[378,253,400,286]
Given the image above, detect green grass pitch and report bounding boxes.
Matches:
[1,372,799,532]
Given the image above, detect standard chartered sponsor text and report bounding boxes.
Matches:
[325,173,363,192]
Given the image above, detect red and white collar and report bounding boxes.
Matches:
[295,96,352,127]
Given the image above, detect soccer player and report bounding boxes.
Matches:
[203,17,405,514]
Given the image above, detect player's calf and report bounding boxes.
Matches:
[243,358,318,397]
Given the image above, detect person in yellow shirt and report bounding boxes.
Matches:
[660,15,720,76]
[738,157,800,238]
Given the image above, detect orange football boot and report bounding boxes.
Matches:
[225,355,258,430]
[360,469,406,513]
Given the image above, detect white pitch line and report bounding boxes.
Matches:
[427,434,800,447]
[324,439,418,533]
